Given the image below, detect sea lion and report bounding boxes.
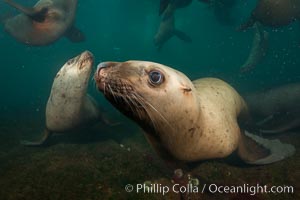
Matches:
[94,61,295,165]
[22,51,104,146]
[240,23,269,73]
[159,0,193,20]
[244,83,300,133]
[3,0,84,45]
[238,0,300,30]
[154,13,192,50]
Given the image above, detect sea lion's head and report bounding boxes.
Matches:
[94,61,199,135]
[64,50,93,75]
[56,50,94,94]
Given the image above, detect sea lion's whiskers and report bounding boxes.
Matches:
[122,94,136,113]
[131,93,159,133]
[140,95,174,132]
[128,93,147,120]
[106,81,137,114]
[128,96,143,119]
[132,93,167,133]
[108,84,118,103]
[127,93,141,108]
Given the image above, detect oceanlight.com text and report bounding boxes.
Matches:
[125,183,294,196]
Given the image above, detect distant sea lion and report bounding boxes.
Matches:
[239,0,300,30]
[240,23,269,73]
[22,51,103,146]
[3,0,84,45]
[159,0,193,19]
[94,61,295,165]
[244,83,300,133]
[154,13,192,50]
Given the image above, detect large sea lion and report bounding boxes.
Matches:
[159,0,193,19]
[154,13,192,50]
[3,0,84,45]
[94,61,295,165]
[22,51,104,146]
[239,0,300,30]
[240,23,269,73]
[244,83,300,133]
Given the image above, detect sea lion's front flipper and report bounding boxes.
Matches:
[65,26,85,43]
[4,0,48,22]
[174,30,192,43]
[21,129,52,146]
[238,131,295,165]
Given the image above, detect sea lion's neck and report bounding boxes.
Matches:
[150,89,205,161]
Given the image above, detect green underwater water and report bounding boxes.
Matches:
[0,0,299,200]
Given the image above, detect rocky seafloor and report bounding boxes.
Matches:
[0,113,298,200]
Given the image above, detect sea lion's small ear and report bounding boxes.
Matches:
[180,84,192,93]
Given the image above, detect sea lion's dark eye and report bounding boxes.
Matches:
[149,70,163,85]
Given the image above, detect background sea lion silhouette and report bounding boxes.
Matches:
[154,13,192,50]
[159,0,193,19]
[244,83,300,133]
[3,0,85,45]
[240,23,269,73]
[239,0,300,30]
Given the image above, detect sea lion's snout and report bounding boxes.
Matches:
[94,62,114,92]
[96,62,109,74]
[77,51,93,69]
[67,51,93,69]
[80,50,93,60]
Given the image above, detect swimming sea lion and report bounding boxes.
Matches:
[94,61,295,165]
[154,13,192,50]
[244,83,300,133]
[22,51,103,146]
[238,0,300,30]
[240,23,269,73]
[159,0,193,19]
[3,0,84,45]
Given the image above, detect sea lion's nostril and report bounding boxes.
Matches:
[79,63,85,70]
[97,62,108,70]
